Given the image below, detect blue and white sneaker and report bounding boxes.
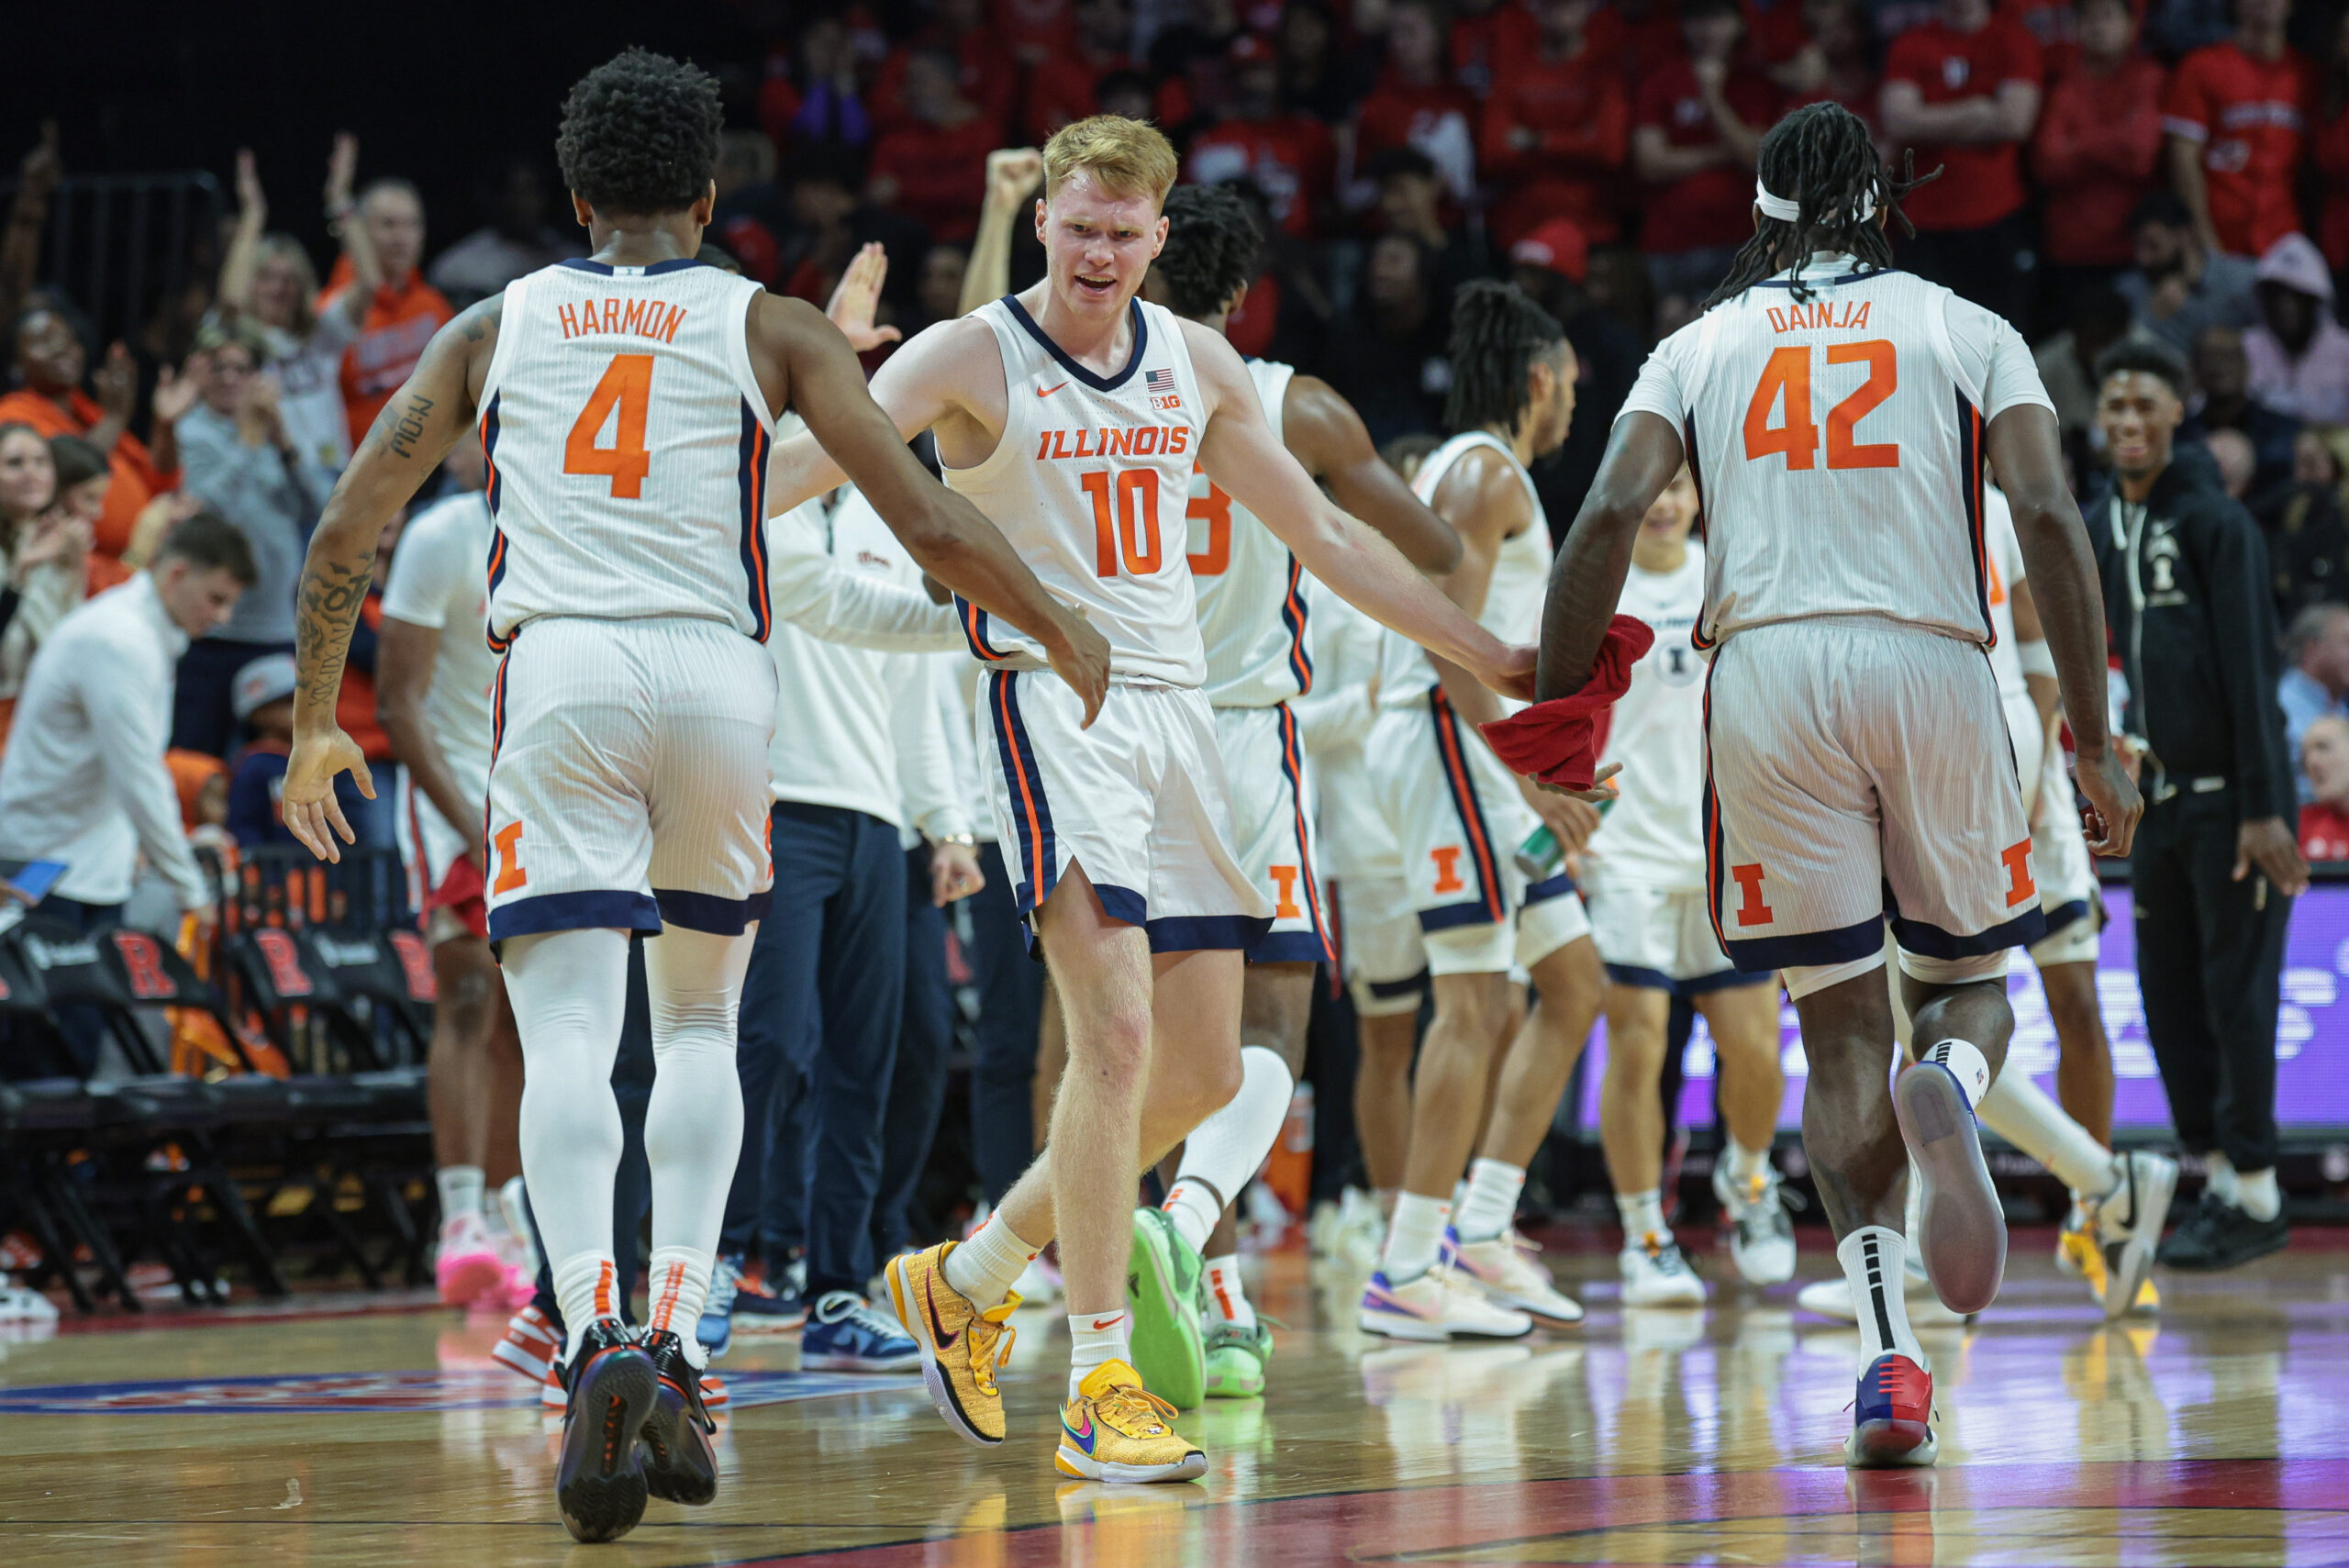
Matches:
[696,1253,741,1362]
[801,1291,923,1372]
[1358,1267,1532,1341]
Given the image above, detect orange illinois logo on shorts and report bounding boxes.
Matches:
[492,822,529,895]
[1731,863,1774,927]
[1431,846,1465,895]
[1269,864,1304,919]
[2000,841,2036,907]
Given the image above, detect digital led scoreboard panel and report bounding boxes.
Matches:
[1572,883,2349,1137]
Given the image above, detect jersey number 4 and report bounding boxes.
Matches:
[1742,340,1898,471]
[564,353,654,498]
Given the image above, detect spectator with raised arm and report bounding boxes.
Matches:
[0,124,60,346]
[319,168,452,454]
[216,139,377,476]
[1881,0,2044,328]
[2161,0,2314,261]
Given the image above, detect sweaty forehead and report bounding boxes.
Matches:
[1047,173,1163,230]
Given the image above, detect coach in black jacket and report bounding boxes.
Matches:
[2088,339,2305,1272]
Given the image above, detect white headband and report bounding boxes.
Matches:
[1753,178,1877,226]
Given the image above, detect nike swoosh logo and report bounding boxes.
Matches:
[922,1273,961,1351]
[1038,382,1068,397]
[1064,1410,1096,1451]
[1091,1316,1122,1330]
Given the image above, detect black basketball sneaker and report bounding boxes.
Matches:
[639,1328,719,1507]
[555,1318,658,1542]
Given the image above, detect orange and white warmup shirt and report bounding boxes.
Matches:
[1617,251,2055,983]
[477,257,781,944]
[945,296,1266,951]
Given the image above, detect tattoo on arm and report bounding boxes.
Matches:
[381,393,436,461]
[295,548,374,712]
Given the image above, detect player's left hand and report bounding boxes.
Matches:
[282,725,375,863]
[931,840,985,906]
[2074,744,2142,859]
[1523,782,1605,852]
[1477,641,1539,703]
[825,242,902,352]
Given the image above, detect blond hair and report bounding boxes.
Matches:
[1042,117,1178,206]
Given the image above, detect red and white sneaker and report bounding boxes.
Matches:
[1846,1352,1938,1468]
[495,1304,561,1385]
[436,1214,509,1309]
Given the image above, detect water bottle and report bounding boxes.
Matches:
[1515,797,1612,881]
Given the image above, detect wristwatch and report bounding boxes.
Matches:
[934,832,976,849]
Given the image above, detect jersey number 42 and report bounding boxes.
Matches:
[1742,340,1899,471]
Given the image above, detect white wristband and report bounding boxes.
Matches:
[2019,639,2057,680]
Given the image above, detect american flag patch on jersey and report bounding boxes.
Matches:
[1146,368,1177,394]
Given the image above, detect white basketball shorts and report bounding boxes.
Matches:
[1365,691,1590,977]
[483,616,778,945]
[1584,872,1771,996]
[1703,617,2044,977]
[982,672,1270,953]
[1339,874,1427,1018]
[1215,703,1334,965]
[2027,741,2104,967]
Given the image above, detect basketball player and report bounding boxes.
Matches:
[378,436,531,1312]
[1531,102,2141,1467]
[276,50,1109,1540]
[1353,283,1605,1342]
[764,117,1535,1481]
[1126,182,1463,1405]
[1578,466,1793,1307]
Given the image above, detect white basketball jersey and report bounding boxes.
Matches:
[1586,545,1709,889]
[1190,358,1308,707]
[1617,253,2055,650]
[1376,430,1552,709]
[479,259,774,651]
[1981,487,2031,706]
[376,490,496,804]
[943,296,1208,686]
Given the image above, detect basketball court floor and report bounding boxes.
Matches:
[0,1228,2340,1566]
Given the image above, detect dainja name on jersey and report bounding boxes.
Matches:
[1033,425,1193,462]
[1765,299,1873,334]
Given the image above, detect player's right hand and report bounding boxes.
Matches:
[1046,610,1112,729]
[282,725,375,864]
[2075,745,2143,860]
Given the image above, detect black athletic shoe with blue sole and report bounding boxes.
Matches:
[555,1318,658,1542]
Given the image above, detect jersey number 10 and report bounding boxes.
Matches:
[1081,468,1163,577]
[564,353,654,498]
[1742,340,1899,471]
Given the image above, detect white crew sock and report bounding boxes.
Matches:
[1920,1039,1991,1112]
[2237,1166,2281,1222]
[642,927,753,1271]
[945,1213,1039,1308]
[551,1250,623,1361]
[1724,1138,1772,1186]
[1069,1308,1130,1400]
[505,929,629,1319]
[1976,1067,2117,1196]
[1204,1253,1254,1329]
[1380,1192,1451,1283]
[1165,1047,1294,1253]
[437,1164,485,1227]
[1838,1226,1925,1367]
[1454,1158,1526,1243]
[2203,1151,2241,1206]
[1617,1188,1667,1243]
[645,1246,715,1363]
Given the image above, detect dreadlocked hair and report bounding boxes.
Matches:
[1701,101,1938,311]
[1443,280,1566,437]
[1155,183,1263,319]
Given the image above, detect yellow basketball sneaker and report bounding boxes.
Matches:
[1055,1360,1208,1483]
[885,1241,1019,1447]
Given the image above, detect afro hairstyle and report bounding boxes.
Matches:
[556,48,724,217]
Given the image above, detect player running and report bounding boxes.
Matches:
[1529,101,2140,1468]
[1577,466,1793,1307]
[764,117,1533,1483]
[276,50,1108,1541]
[1353,283,1605,1342]
[1125,182,1463,1406]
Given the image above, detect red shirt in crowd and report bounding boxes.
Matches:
[1481,50,1632,245]
[2302,800,2349,861]
[2315,98,2349,271]
[1022,44,1139,141]
[873,34,1019,135]
[1188,117,1338,239]
[1451,0,1542,96]
[1588,0,1687,90]
[2162,41,2317,257]
[1883,14,2044,231]
[1355,74,1484,167]
[869,117,1002,243]
[0,386,172,569]
[1743,0,1811,66]
[993,0,1075,62]
[319,258,454,456]
[1636,61,1784,253]
[2032,53,2167,266]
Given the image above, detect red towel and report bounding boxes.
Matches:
[1477,615,1655,791]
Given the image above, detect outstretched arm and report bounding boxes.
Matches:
[1281,374,1461,573]
[758,299,1110,722]
[1987,403,2140,857]
[1189,324,1531,697]
[282,299,495,860]
[1537,411,1685,700]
